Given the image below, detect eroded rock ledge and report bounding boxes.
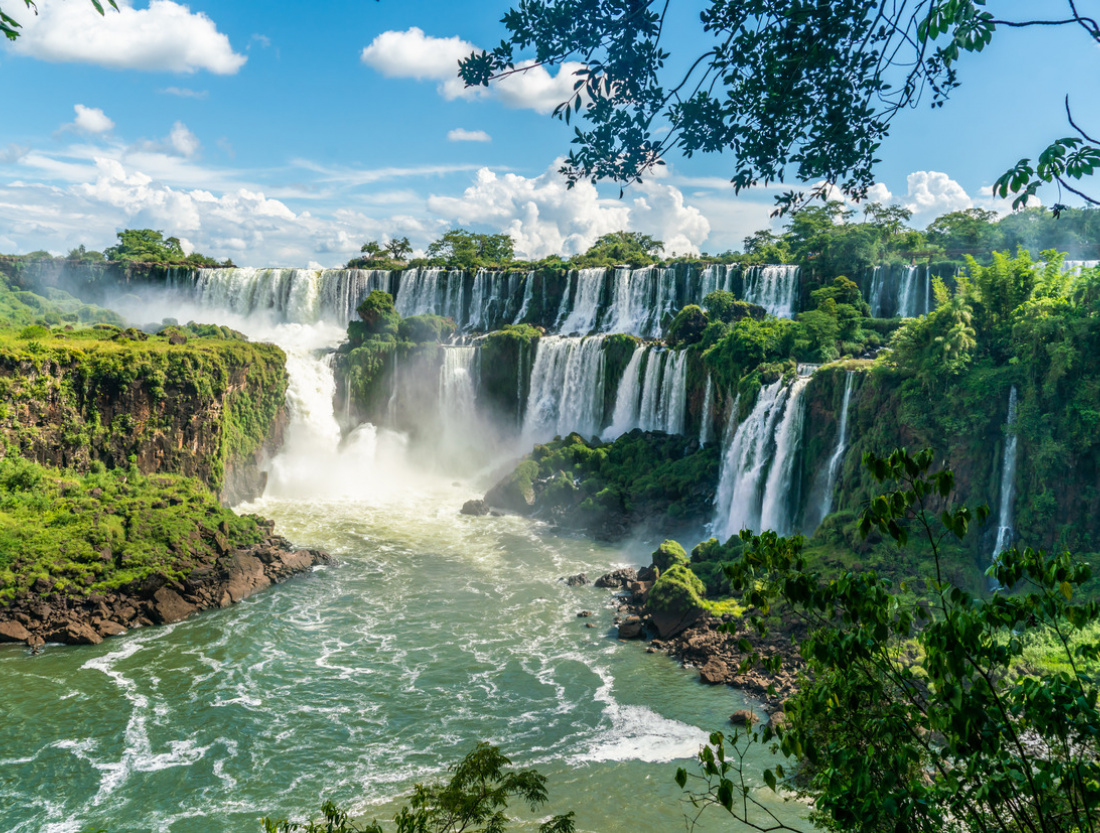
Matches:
[0,536,332,650]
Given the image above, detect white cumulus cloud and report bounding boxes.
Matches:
[361,27,477,99]
[865,171,1001,228]
[6,0,246,75]
[68,104,115,134]
[448,128,491,143]
[362,28,584,113]
[426,161,710,259]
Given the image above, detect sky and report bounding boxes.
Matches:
[1,0,1097,267]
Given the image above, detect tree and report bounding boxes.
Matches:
[459,2,1100,213]
[2,0,116,41]
[679,448,1100,833]
[262,743,575,833]
[426,229,515,268]
[926,208,1003,254]
[385,236,413,261]
[577,230,663,265]
[359,241,384,262]
[103,229,221,267]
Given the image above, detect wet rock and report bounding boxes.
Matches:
[618,615,643,640]
[595,567,637,589]
[564,573,589,587]
[585,623,596,628]
[460,499,491,516]
[637,565,659,582]
[767,711,789,731]
[576,610,593,618]
[730,709,759,726]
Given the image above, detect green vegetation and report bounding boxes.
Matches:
[679,449,1100,833]
[488,431,720,538]
[0,457,264,603]
[461,3,1099,213]
[424,228,515,270]
[2,0,116,41]
[104,228,229,268]
[262,743,574,833]
[570,231,664,267]
[347,236,413,269]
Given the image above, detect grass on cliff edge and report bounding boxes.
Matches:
[0,456,266,605]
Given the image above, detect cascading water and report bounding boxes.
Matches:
[603,347,688,438]
[757,377,809,535]
[699,375,714,446]
[742,265,800,318]
[600,267,680,338]
[713,379,808,541]
[605,344,646,439]
[512,270,535,324]
[700,265,735,299]
[558,268,607,335]
[522,336,607,441]
[810,371,855,530]
[991,385,1019,579]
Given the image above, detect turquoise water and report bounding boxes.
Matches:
[0,473,804,832]
[0,305,808,833]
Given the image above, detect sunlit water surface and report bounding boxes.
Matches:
[0,301,807,832]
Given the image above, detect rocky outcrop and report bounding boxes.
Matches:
[0,337,287,505]
[0,535,332,649]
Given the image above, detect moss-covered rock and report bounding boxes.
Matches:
[651,540,688,573]
[482,430,720,540]
[645,563,708,638]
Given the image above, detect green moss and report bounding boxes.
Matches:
[647,563,707,617]
[651,539,688,573]
[0,458,264,605]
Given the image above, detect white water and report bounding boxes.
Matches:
[741,265,800,319]
[712,374,813,540]
[815,371,855,527]
[699,375,714,446]
[991,385,1019,577]
[758,377,810,535]
[601,267,678,338]
[603,347,688,439]
[522,336,607,442]
[512,271,535,324]
[558,268,606,335]
[700,265,736,299]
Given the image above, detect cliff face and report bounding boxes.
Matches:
[0,331,287,505]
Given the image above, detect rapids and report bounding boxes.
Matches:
[0,291,803,833]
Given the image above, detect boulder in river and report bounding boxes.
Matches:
[595,567,637,589]
[564,573,589,587]
[460,499,491,516]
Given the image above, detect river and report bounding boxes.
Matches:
[0,299,806,833]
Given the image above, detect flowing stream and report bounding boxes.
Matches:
[991,385,1019,577]
[0,290,802,833]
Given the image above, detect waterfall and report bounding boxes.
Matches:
[513,271,535,324]
[816,371,855,526]
[713,378,809,540]
[522,336,607,441]
[395,268,441,317]
[554,270,576,330]
[700,375,714,446]
[700,265,734,300]
[439,346,478,423]
[558,268,606,335]
[897,266,916,317]
[601,267,678,337]
[605,344,646,439]
[655,350,688,435]
[991,386,1019,577]
[742,265,800,318]
[867,266,886,318]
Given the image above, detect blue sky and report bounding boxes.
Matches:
[1,0,1097,266]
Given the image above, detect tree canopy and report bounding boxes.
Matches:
[2,0,116,41]
[103,229,224,267]
[459,1,1100,213]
